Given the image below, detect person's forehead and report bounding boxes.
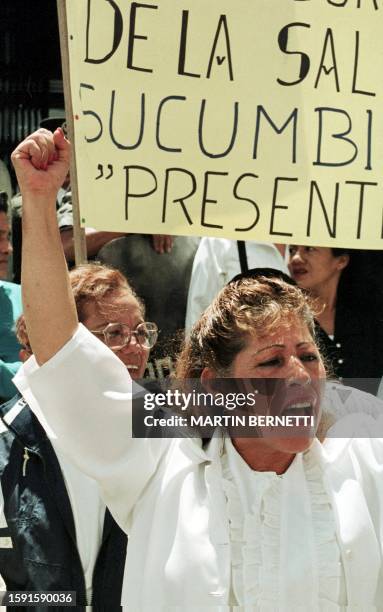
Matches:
[312,247,332,256]
[247,320,312,351]
[0,212,9,232]
[104,291,141,312]
[84,291,143,325]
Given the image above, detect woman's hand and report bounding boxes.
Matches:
[12,128,78,365]
[11,128,70,199]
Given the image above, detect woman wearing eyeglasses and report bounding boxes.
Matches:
[70,263,157,379]
[0,261,157,610]
[10,128,383,609]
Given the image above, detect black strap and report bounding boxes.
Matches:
[237,241,248,273]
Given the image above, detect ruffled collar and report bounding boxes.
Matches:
[221,438,345,610]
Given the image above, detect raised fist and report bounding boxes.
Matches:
[11,128,71,199]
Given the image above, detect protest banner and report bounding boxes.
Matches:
[58,0,383,248]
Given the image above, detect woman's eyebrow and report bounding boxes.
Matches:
[90,321,108,331]
[254,344,284,355]
[254,340,316,355]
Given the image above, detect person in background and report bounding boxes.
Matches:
[0,161,12,206]
[0,193,22,401]
[0,194,13,282]
[0,262,158,609]
[185,237,288,330]
[288,245,383,395]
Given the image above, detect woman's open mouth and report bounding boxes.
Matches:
[126,364,140,377]
[280,402,314,419]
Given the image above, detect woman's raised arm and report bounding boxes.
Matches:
[11,130,169,529]
[11,128,78,364]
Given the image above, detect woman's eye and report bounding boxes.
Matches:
[135,326,147,337]
[107,328,124,339]
[109,330,121,338]
[300,353,319,362]
[258,358,282,367]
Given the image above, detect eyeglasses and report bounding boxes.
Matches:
[90,321,158,350]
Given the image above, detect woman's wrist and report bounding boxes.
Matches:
[21,191,58,207]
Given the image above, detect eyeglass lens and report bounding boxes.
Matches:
[104,322,158,349]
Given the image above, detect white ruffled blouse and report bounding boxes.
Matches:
[221,438,347,610]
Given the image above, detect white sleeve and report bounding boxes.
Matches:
[13,324,168,531]
[323,382,383,439]
[324,382,383,420]
[185,239,224,331]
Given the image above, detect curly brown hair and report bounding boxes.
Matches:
[69,263,144,322]
[16,263,143,352]
[176,275,317,379]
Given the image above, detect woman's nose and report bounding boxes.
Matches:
[286,357,311,386]
[290,248,303,263]
[0,239,12,255]
[119,334,142,354]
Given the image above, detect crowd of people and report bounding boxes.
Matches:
[0,126,382,609]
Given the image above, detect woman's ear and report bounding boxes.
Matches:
[201,367,216,382]
[200,367,218,393]
[337,254,349,271]
[19,347,32,362]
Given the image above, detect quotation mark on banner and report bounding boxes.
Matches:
[95,164,113,180]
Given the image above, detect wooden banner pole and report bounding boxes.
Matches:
[56,0,87,265]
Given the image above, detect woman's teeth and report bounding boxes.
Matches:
[281,403,313,417]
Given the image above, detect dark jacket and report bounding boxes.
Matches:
[0,394,126,612]
[315,297,383,395]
